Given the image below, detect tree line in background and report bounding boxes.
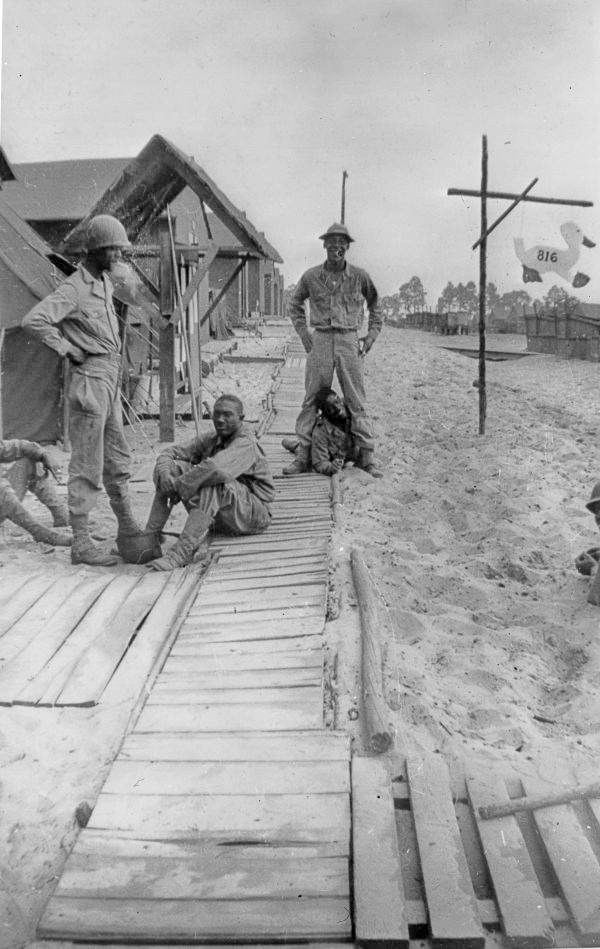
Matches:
[382,276,581,321]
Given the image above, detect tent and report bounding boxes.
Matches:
[0,196,73,442]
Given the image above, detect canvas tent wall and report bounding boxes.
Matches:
[0,197,71,442]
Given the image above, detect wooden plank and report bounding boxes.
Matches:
[466,768,554,947]
[14,575,139,707]
[121,730,350,762]
[88,791,350,841]
[200,573,326,592]
[0,574,57,640]
[524,777,600,944]
[135,701,322,732]
[146,685,322,706]
[103,759,349,796]
[55,843,349,899]
[0,574,83,672]
[178,619,325,642]
[407,754,484,947]
[183,606,324,624]
[193,584,326,607]
[154,667,321,688]
[165,653,322,671]
[56,573,170,706]
[100,565,205,709]
[352,756,409,947]
[170,633,323,655]
[38,896,352,943]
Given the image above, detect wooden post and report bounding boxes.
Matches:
[340,170,348,224]
[478,135,488,435]
[158,214,176,442]
[167,208,201,436]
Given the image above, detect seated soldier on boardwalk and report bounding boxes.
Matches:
[146,394,275,571]
[283,386,362,476]
[0,439,71,547]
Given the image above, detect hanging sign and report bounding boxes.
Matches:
[514,221,595,287]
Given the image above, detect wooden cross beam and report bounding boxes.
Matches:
[448,135,594,435]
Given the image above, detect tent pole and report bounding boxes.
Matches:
[0,328,4,439]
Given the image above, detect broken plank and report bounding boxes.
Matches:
[523,777,600,945]
[407,754,484,947]
[102,759,349,796]
[38,896,352,943]
[135,700,322,732]
[100,565,205,712]
[121,730,350,762]
[467,767,554,947]
[352,755,409,948]
[88,790,350,841]
[55,573,169,707]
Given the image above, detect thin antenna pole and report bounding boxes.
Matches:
[478,135,488,436]
[341,170,348,224]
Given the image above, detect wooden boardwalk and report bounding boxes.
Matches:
[36,351,353,945]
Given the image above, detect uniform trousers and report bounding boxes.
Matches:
[67,355,131,517]
[295,328,373,452]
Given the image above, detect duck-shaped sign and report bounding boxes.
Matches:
[514,221,595,287]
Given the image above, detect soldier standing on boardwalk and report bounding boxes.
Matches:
[284,223,383,478]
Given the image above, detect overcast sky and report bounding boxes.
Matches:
[1,0,599,303]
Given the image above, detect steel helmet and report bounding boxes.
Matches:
[586,482,600,512]
[319,222,355,243]
[86,214,131,251]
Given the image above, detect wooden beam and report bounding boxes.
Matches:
[200,257,247,329]
[472,177,538,251]
[180,241,219,314]
[448,187,593,207]
[158,215,176,441]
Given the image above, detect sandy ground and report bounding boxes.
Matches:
[2,325,600,945]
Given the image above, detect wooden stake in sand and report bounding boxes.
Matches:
[350,548,393,754]
[478,780,600,820]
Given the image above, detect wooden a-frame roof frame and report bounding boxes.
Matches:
[60,134,282,263]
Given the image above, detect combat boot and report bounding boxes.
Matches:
[31,473,69,527]
[149,507,211,571]
[282,444,310,476]
[108,494,144,536]
[70,514,118,566]
[145,493,174,535]
[0,486,71,546]
[355,449,383,479]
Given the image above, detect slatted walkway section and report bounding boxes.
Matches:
[36,348,353,945]
[0,568,206,708]
[353,753,600,948]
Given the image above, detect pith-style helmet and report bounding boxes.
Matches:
[86,215,131,251]
[319,222,355,243]
[586,482,600,512]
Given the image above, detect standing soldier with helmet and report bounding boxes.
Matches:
[284,222,383,478]
[22,214,142,566]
